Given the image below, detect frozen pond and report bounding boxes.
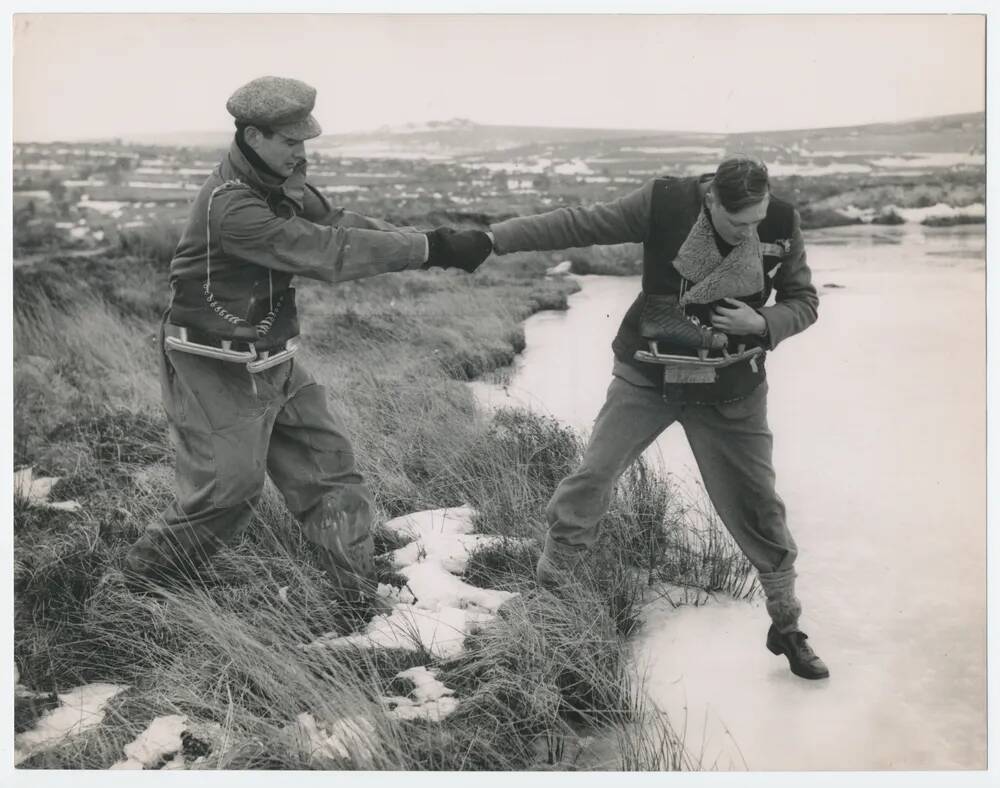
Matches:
[472,223,986,770]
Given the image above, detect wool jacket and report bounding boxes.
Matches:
[490,176,819,403]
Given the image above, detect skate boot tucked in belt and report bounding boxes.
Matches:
[634,294,762,384]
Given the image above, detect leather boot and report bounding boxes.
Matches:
[535,535,588,589]
[766,625,830,680]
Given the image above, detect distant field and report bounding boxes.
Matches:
[12,111,985,254]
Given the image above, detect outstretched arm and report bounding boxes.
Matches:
[219,192,427,284]
[488,180,654,254]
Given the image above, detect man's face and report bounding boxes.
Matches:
[706,189,770,246]
[245,127,306,178]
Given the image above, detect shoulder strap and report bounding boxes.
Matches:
[304,182,333,216]
[204,177,274,332]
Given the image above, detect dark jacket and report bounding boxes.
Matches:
[168,140,427,344]
[490,175,819,403]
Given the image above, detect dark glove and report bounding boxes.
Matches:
[423,228,493,273]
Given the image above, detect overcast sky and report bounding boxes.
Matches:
[12,13,986,141]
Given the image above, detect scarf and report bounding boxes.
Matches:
[233,133,308,210]
[673,209,764,306]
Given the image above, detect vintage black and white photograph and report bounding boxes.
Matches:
[6,8,991,780]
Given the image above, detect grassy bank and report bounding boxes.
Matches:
[13,226,754,770]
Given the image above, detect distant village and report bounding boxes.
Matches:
[13,122,986,258]
[12,140,648,256]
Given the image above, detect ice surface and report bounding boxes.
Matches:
[467,225,987,769]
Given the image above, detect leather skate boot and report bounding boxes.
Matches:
[766,625,830,680]
[638,293,727,350]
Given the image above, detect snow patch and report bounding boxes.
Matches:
[47,500,83,512]
[111,714,187,770]
[893,202,985,224]
[377,582,417,605]
[14,466,82,512]
[309,507,520,659]
[870,152,985,169]
[767,162,872,177]
[383,666,458,722]
[840,202,985,225]
[15,683,126,765]
[620,146,725,156]
[14,467,59,503]
[78,199,127,215]
[546,261,573,276]
[553,158,594,176]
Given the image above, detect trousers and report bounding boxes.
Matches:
[545,374,802,630]
[126,328,376,600]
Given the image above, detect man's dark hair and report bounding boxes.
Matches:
[711,155,770,212]
[235,120,275,141]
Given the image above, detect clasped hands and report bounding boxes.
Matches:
[422,227,493,273]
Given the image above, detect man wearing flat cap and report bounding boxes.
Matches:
[125,76,493,615]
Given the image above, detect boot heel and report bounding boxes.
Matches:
[767,641,782,655]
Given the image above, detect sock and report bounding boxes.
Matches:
[758,568,802,632]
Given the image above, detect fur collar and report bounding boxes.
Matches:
[673,209,764,305]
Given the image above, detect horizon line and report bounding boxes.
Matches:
[12,109,985,147]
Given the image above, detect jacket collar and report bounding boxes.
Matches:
[219,139,307,211]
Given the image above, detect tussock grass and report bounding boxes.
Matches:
[13,227,752,770]
[14,293,161,465]
[115,218,183,269]
[654,492,759,602]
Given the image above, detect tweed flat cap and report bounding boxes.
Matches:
[226,76,322,141]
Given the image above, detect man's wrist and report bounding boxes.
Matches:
[755,311,769,337]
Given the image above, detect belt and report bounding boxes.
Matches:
[164,323,298,372]
[164,324,258,352]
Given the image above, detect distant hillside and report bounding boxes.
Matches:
[728,112,984,155]
[118,118,709,155]
[315,117,717,157]
[116,111,984,159]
